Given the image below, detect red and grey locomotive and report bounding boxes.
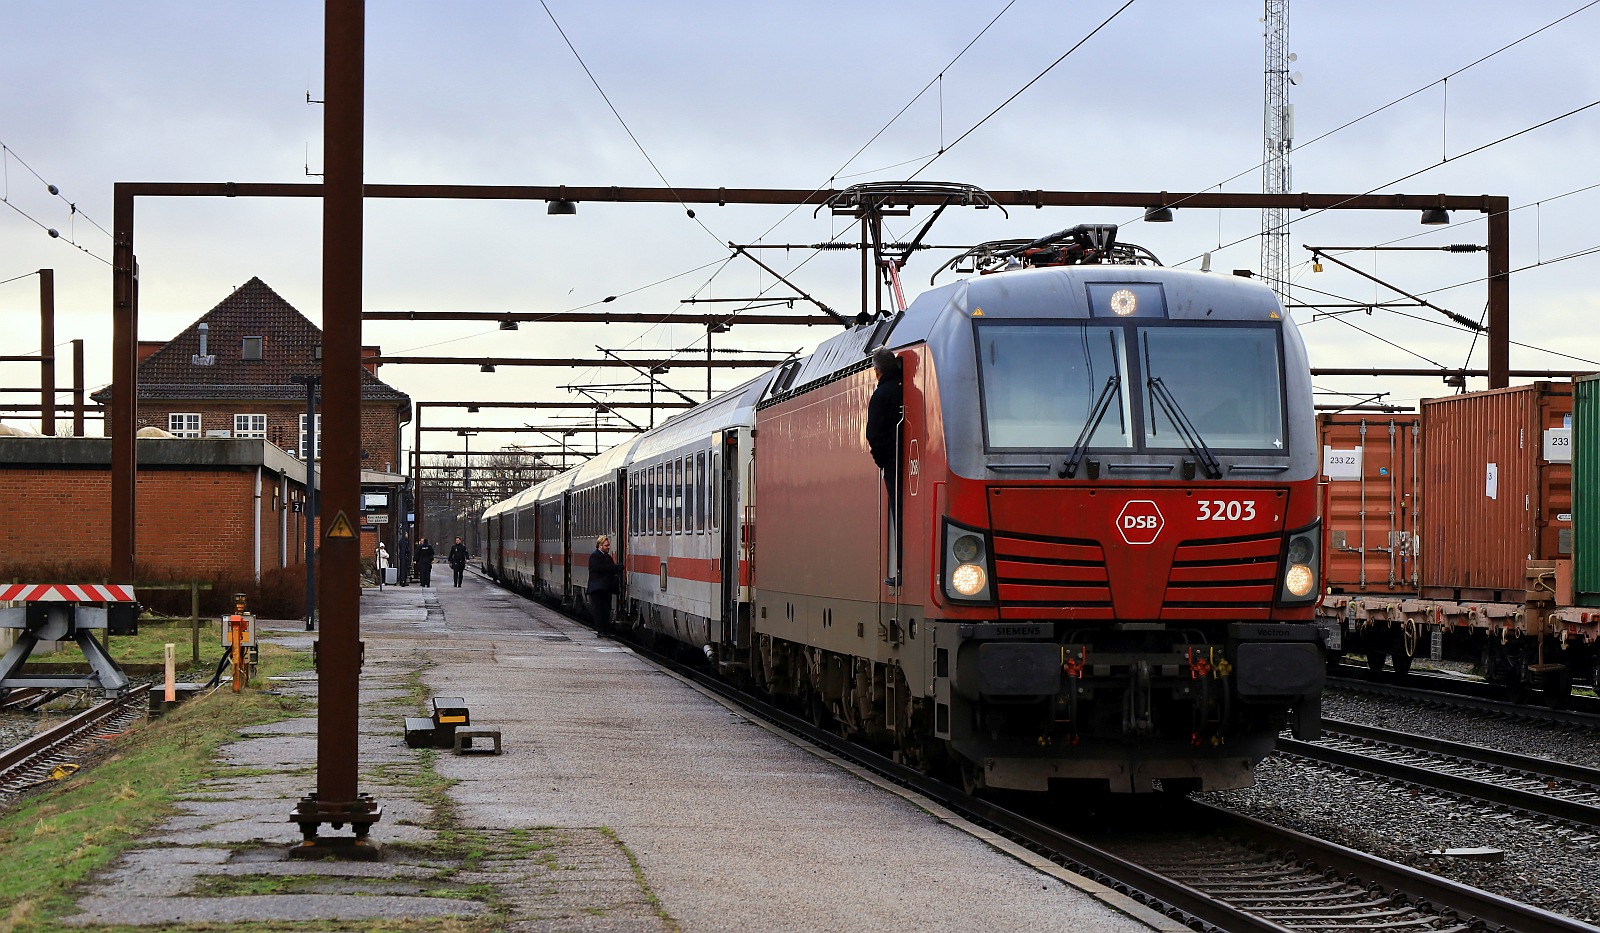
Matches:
[483,224,1324,794]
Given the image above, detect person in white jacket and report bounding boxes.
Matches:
[374,541,390,590]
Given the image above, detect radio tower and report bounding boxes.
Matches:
[1261,0,1292,305]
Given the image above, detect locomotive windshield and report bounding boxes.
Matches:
[1140,326,1285,451]
[976,321,1286,452]
[977,323,1133,449]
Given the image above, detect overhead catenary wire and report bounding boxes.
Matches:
[1290,278,1600,368]
[0,142,112,264]
[1123,1,1600,237]
[909,0,1139,181]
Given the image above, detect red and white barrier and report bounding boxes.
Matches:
[0,583,136,602]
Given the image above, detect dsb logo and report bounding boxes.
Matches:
[1116,500,1165,545]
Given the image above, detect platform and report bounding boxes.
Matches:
[61,574,1171,931]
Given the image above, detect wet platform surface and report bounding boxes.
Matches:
[64,572,1172,931]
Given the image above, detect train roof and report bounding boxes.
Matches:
[569,433,645,486]
[630,371,774,460]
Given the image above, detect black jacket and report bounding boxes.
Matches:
[587,548,621,594]
[865,371,903,469]
[448,543,469,568]
[414,542,435,567]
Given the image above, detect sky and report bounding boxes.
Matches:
[3,1,1599,459]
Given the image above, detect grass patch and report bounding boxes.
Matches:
[0,648,312,932]
[600,826,680,932]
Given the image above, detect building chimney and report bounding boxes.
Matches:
[192,323,215,366]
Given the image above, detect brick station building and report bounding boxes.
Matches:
[0,278,412,598]
[93,277,411,475]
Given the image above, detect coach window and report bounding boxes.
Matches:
[675,458,685,533]
[685,457,696,534]
[710,452,719,531]
[695,452,706,532]
[654,463,662,534]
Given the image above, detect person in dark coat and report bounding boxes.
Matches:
[414,537,435,587]
[865,346,904,584]
[587,535,622,637]
[448,536,469,587]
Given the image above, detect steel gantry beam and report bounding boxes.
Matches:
[419,400,694,411]
[107,182,1516,582]
[371,355,793,368]
[364,310,838,326]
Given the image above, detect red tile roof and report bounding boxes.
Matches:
[93,278,410,418]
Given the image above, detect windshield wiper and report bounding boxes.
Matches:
[1146,376,1223,479]
[1059,375,1120,478]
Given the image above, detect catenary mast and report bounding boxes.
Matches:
[1261,0,1292,305]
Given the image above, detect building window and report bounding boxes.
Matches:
[242,336,264,361]
[234,414,267,439]
[298,413,322,459]
[169,413,201,438]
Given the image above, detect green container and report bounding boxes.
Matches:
[1577,375,1600,606]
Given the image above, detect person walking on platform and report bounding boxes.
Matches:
[448,536,469,587]
[374,541,390,591]
[414,537,435,587]
[587,535,622,637]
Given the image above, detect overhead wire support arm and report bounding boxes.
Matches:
[598,347,700,406]
[1304,246,1485,331]
[727,245,846,325]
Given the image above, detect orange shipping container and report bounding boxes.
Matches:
[1419,382,1573,601]
[1317,413,1421,594]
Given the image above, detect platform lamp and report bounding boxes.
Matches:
[647,364,670,429]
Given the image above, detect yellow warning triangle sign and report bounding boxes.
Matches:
[326,510,357,539]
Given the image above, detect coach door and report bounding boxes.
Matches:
[716,431,741,648]
[560,492,573,604]
[613,468,629,609]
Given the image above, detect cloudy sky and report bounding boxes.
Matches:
[3,1,1598,456]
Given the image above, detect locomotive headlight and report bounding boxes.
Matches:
[1278,522,1322,606]
[951,563,987,596]
[1284,563,1315,598]
[943,519,995,603]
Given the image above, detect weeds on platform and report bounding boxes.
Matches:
[0,644,310,933]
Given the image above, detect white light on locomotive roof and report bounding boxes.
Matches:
[1110,289,1138,316]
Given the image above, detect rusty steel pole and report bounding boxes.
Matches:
[72,339,85,437]
[111,187,137,582]
[39,270,55,436]
[1486,198,1511,389]
[413,406,424,558]
[292,0,381,853]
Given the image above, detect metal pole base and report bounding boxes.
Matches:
[288,792,384,861]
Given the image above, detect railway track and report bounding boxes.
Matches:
[0,686,150,802]
[1280,717,1600,829]
[1328,674,1600,728]
[614,629,1596,933]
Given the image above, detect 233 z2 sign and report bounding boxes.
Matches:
[1197,499,1257,521]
